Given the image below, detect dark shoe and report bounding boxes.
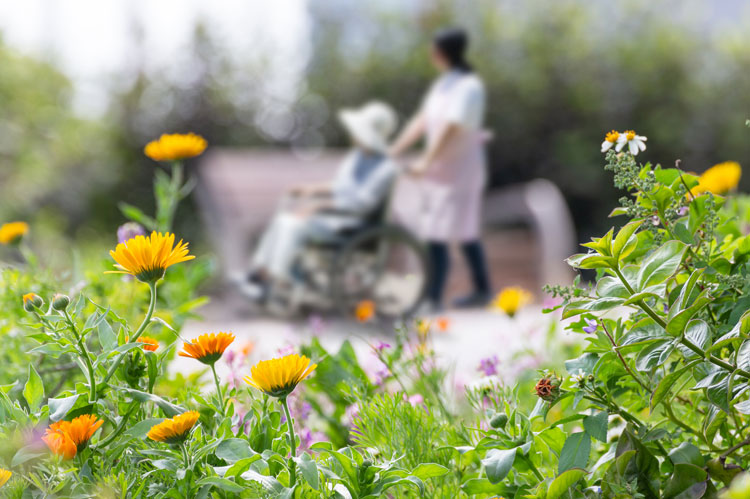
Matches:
[453,292,491,309]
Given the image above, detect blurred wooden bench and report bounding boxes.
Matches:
[195,148,575,300]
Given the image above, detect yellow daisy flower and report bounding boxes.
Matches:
[244,354,317,398]
[0,221,29,245]
[690,161,741,196]
[178,332,235,365]
[144,133,207,162]
[0,468,11,488]
[491,287,533,318]
[108,231,194,283]
[147,411,200,444]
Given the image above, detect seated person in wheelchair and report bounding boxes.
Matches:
[245,101,399,299]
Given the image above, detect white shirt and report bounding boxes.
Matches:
[424,70,486,131]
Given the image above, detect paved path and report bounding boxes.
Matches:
[171,295,573,392]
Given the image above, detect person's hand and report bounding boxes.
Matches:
[409,158,430,177]
[289,185,307,197]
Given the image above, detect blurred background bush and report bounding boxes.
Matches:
[1,0,749,253]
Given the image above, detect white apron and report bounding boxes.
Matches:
[417,71,487,243]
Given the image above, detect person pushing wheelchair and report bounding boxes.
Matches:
[243,101,399,301]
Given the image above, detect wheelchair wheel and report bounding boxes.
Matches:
[330,225,429,320]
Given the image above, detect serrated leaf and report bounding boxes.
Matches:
[559,432,590,473]
[583,412,608,442]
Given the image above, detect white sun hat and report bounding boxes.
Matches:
[338,101,398,153]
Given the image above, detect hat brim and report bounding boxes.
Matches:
[338,109,388,153]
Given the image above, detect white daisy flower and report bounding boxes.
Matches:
[615,130,647,155]
[601,130,620,153]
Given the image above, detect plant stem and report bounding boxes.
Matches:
[599,320,650,392]
[101,282,157,388]
[211,363,225,417]
[281,397,297,487]
[63,310,97,403]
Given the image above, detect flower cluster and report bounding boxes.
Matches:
[601,129,647,155]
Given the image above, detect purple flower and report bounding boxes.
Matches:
[308,315,325,335]
[650,215,660,226]
[678,206,689,216]
[478,356,500,376]
[582,318,598,334]
[373,340,391,352]
[117,222,146,244]
[405,393,424,406]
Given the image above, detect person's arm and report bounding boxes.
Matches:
[388,111,426,157]
[410,123,459,176]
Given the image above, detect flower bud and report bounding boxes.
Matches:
[490,413,508,429]
[22,293,43,312]
[534,373,562,403]
[52,294,70,311]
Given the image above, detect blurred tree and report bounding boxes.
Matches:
[0,36,120,234]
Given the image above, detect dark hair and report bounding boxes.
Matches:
[433,27,472,73]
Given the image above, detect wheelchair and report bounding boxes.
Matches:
[261,193,430,321]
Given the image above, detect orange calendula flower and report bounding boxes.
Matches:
[147,411,200,444]
[42,414,103,460]
[137,336,159,352]
[240,341,255,357]
[491,287,533,318]
[355,300,375,322]
[0,221,29,245]
[108,231,194,283]
[244,354,317,398]
[435,317,451,332]
[144,133,207,162]
[178,332,235,365]
[690,161,742,197]
[0,468,11,488]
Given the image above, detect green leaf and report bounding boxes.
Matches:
[635,340,674,372]
[411,463,449,480]
[23,364,44,413]
[612,220,642,259]
[565,353,599,376]
[583,412,608,442]
[48,394,79,422]
[120,388,184,417]
[663,463,707,498]
[196,477,245,494]
[11,445,46,467]
[666,290,712,337]
[738,339,750,372]
[481,448,516,484]
[295,453,319,490]
[636,240,687,291]
[669,442,704,467]
[98,319,117,351]
[123,418,164,439]
[119,202,157,230]
[548,468,587,499]
[676,320,710,360]
[559,432,590,473]
[650,361,699,411]
[216,438,257,463]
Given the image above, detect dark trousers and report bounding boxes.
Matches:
[427,240,491,305]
